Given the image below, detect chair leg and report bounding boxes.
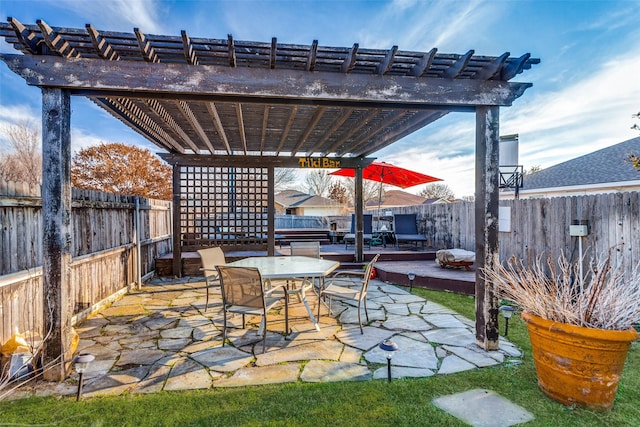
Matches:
[205,285,210,312]
[222,309,227,347]
[364,298,369,322]
[357,301,363,334]
[262,316,267,354]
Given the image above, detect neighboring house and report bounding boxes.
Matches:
[501,137,640,199]
[275,190,344,216]
[366,189,428,210]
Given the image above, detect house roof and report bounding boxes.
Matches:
[366,189,427,208]
[523,137,640,190]
[275,190,340,208]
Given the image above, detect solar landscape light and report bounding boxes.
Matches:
[74,353,94,401]
[407,272,416,292]
[499,305,515,336]
[379,339,399,382]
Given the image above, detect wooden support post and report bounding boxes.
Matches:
[41,88,73,380]
[172,164,182,277]
[475,106,500,351]
[355,167,364,263]
[267,166,275,256]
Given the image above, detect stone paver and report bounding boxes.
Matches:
[14,277,523,398]
[432,389,535,427]
[300,360,371,382]
[215,363,300,387]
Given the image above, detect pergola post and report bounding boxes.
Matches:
[267,167,275,256]
[172,164,182,277]
[354,167,364,263]
[474,106,500,351]
[41,88,74,380]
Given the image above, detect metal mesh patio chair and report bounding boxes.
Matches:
[318,254,380,334]
[197,246,226,311]
[216,265,289,353]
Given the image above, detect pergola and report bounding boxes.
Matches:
[0,18,538,379]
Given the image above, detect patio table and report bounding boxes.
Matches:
[228,256,340,331]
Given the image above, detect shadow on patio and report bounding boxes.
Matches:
[50,276,521,397]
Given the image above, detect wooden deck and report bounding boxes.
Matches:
[156,243,475,295]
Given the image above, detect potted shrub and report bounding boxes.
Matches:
[484,248,640,410]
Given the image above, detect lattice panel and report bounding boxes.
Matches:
[179,166,268,250]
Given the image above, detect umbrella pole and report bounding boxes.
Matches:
[377,180,383,230]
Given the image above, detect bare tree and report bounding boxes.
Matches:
[523,165,542,176]
[328,181,349,204]
[0,120,42,184]
[275,168,298,192]
[72,142,172,200]
[304,170,333,197]
[418,183,456,200]
[339,178,381,208]
[631,111,639,171]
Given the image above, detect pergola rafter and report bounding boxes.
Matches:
[0,18,539,379]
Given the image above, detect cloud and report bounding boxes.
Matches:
[49,0,164,33]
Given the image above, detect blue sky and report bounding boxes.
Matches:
[1,0,639,198]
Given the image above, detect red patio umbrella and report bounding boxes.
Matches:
[330,161,442,225]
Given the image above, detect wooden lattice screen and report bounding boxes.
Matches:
[179,166,269,251]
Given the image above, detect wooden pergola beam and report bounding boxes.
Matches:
[0,54,532,107]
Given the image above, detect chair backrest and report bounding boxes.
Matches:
[216,265,265,310]
[361,254,381,295]
[349,214,373,234]
[290,241,321,258]
[393,213,419,235]
[197,247,226,279]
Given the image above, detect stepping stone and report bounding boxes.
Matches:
[373,366,434,380]
[383,303,410,316]
[83,366,148,397]
[421,301,458,314]
[442,345,501,368]
[383,314,433,332]
[100,304,147,317]
[432,389,534,427]
[422,328,476,347]
[160,326,193,339]
[131,364,171,394]
[116,349,166,366]
[339,345,363,363]
[254,341,343,366]
[335,327,394,351]
[387,293,426,304]
[300,360,371,383]
[438,354,476,374]
[190,347,253,372]
[364,334,438,370]
[164,359,212,390]
[181,340,221,354]
[193,324,221,341]
[215,363,300,387]
[144,316,178,331]
[425,313,468,329]
[338,307,385,325]
[498,340,522,357]
[158,338,191,351]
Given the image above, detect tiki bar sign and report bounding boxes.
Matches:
[298,157,341,169]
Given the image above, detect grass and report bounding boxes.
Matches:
[1,288,639,426]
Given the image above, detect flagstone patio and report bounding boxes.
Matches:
[19,275,522,398]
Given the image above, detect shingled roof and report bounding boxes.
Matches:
[523,137,640,190]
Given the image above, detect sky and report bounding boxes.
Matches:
[0,0,639,199]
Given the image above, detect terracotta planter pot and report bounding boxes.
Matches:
[522,311,638,410]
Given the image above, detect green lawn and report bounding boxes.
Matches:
[1,288,638,426]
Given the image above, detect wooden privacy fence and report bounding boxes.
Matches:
[0,181,172,345]
[382,191,640,278]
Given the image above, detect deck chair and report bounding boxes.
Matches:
[216,265,289,354]
[343,214,373,249]
[197,247,226,311]
[318,254,380,334]
[393,213,428,249]
[290,241,321,258]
